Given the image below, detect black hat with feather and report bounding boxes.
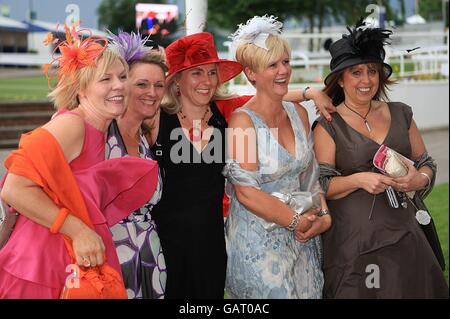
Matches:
[325,18,393,85]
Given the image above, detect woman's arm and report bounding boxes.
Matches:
[1,114,106,267]
[313,122,396,199]
[284,87,336,121]
[392,119,433,192]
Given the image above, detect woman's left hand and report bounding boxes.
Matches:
[392,160,427,193]
[307,87,336,122]
[294,213,332,243]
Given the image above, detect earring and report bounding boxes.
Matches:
[176,84,181,96]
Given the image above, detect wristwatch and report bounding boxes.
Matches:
[317,208,329,217]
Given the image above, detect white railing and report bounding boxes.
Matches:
[0,53,52,66]
[225,30,449,89]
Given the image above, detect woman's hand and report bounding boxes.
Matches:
[307,87,336,122]
[295,213,331,243]
[70,224,106,268]
[356,172,396,194]
[294,207,319,233]
[392,160,428,193]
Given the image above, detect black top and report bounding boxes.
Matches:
[150,102,227,299]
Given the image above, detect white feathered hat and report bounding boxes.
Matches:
[229,15,283,60]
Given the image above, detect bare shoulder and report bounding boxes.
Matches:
[228,109,254,130]
[42,112,85,161]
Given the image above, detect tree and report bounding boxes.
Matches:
[97,0,166,33]
[418,0,445,21]
[208,0,392,33]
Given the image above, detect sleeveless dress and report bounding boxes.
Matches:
[224,101,324,299]
[316,102,449,298]
[106,120,166,299]
[0,111,157,298]
[150,102,227,298]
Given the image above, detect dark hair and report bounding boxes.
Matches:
[323,62,396,106]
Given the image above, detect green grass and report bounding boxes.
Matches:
[425,183,449,283]
[0,76,51,101]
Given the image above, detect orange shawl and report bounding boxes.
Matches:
[5,128,127,298]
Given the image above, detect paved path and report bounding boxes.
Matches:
[1,128,448,183]
[0,67,43,79]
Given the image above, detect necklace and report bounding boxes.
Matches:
[343,101,373,132]
[179,107,210,142]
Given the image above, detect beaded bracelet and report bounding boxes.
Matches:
[50,207,70,234]
[286,211,302,231]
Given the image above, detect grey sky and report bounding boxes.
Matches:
[0,0,103,29]
[0,0,415,31]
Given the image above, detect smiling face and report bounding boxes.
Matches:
[126,62,166,121]
[247,50,291,97]
[79,59,128,120]
[177,63,219,108]
[340,63,380,105]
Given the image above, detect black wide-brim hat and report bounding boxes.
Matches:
[324,20,393,85]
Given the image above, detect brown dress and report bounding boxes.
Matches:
[316,102,448,299]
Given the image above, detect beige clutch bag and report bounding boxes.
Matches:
[373,144,413,177]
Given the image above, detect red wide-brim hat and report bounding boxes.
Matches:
[166,32,243,84]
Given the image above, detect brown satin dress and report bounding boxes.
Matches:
[316,102,448,299]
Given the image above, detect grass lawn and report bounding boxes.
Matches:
[425,183,449,283]
[0,76,51,101]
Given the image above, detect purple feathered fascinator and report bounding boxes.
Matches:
[108,30,154,63]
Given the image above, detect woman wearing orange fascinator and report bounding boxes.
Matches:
[0,23,158,299]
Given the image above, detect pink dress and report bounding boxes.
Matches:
[0,111,157,298]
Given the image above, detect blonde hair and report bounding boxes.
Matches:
[161,66,232,114]
[48,49,128,110]
[235,34,291,73]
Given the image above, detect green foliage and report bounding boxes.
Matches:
[418,0,446,22]
[207,0,393,32]
[425,183,449,283]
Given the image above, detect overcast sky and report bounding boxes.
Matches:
[0,0,415,30]
[0,0,103,29]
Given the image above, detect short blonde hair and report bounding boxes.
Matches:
[161,67,232,114]
[235,34,291,72]
[48,49,128,110]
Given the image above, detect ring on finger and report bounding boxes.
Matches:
[82,256,91,267]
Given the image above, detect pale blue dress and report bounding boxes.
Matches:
[223,101,324,299]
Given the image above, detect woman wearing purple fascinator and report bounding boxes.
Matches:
[313,19,448,298]
[106,30,168,299]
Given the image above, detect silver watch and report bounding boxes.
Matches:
[317,208,329,217]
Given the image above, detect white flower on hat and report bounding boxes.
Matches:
[229,15,283,60]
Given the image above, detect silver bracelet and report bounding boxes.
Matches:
[286,211,302,231]
[302,86,311,102]
[420,172,431,189]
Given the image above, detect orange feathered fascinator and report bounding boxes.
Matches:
[42,22,108,87]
